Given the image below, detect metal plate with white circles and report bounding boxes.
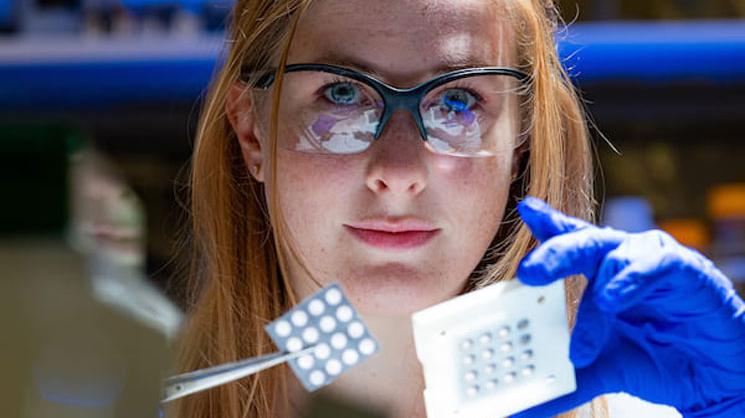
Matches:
[265,283,379,391]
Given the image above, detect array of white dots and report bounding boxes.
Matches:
[331,332,348,350]
[286,337,303,352]
[314,343,331,360]
[309,370,326,386]
[291,310,308,327]
[275,320,291,337]
[342,349,359,365]
[347,321,364,339]
[336,305,353,322]
[359,338,376,355]
[455,319,539,399]
[297,355,314,370]
[308,299,325,316]
[319,315,337,333]
[325,288,342,305]
[325,359,342,375]
[302,326,319,344]
[268,285,380,391]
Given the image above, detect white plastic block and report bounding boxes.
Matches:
[412,279,576,418]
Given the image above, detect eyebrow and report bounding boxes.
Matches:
[306,53,501,81]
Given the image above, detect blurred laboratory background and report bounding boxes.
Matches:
[0,0,744,417]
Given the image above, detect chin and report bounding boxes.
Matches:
[338,263,463,317]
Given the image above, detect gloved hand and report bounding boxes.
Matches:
[511,197,745,418]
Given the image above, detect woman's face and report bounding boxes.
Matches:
[240,0,520,315]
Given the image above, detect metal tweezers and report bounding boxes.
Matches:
[162,346,316,403]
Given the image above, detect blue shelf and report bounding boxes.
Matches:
[1,20,744,111]
[0,35,222,111]
[559,20,745,83]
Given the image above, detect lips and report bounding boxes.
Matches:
[344,219,440,249]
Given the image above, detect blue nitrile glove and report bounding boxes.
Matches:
[511,196,745,418]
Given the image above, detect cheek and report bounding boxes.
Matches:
[433,153,512,204]
[274,151,363,227]
[432,153,513,241]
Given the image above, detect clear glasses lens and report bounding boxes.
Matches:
[275,71,384,154]
[271,71,521,157]
[420,75,521,157]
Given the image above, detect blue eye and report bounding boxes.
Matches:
[440,89,477,113]
[323,82,361,105]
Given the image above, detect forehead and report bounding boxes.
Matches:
[289,0,514,84]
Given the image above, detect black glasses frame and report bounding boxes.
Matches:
[245,63,531,145]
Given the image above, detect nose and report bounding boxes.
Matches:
[365,109,428,197]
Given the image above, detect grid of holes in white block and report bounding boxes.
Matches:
[271,286,377,388]
[457,317,536,399]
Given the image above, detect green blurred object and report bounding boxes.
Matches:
[0,141,181,418]
[0,123,84,234]
[0,238,173,418]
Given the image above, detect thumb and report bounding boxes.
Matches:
[517,196,592,242]
[569,289,613,368]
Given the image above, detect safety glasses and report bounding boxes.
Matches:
[245,63,530,157]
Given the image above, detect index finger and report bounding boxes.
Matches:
[517,227,625,286]
[518,196,593,242]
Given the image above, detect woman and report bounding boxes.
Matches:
[170,0,745,417]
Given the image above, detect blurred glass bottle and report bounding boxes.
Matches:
[601,196,657,232]
[708,184,745,296]
[658,218,710,254]
[202,0,232,32]
[0,0,20,33]
[121,0,179,35]
[171,0,204,36]
[82,0,127,36]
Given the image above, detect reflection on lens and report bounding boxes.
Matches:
[421,75,519,157]
[421,104,483,156]
[296,108,380,154]
[276,71,383,154]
